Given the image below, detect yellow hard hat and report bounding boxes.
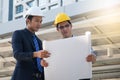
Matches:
[54,13,71,25]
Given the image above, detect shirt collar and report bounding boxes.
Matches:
[25,28,35,36]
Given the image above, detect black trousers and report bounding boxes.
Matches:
[32,72,44,80]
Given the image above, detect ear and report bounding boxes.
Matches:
[26,19,30,24]
[56,27,59,32]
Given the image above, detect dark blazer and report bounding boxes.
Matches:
[11,28,43,80]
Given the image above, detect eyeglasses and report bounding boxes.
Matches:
[58,24,70,30]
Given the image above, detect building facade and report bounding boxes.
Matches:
[0,0,13,23]
[8,0,80,21]
[0,0,82,22]
[0,0,2,23]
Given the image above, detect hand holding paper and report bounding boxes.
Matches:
[43,32,92,80]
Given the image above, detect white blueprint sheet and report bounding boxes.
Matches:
[43,32,92,80]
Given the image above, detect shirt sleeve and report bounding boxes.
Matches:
[91,48,97,57]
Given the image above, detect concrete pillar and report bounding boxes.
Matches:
[107,47,113,57]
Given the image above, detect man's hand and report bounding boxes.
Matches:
[86,54,96,63]
[41,59,48,67]
[33,50,50,58]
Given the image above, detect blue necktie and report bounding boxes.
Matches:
[32,35,43,72]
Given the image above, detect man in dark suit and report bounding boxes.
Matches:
[54,13,96,80]
[11,7,50,80]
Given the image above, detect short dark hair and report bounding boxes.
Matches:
[26,15,34,21]
[56,20,72,28]
[26,15,34,25]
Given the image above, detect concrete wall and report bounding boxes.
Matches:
[0,0,2,23]
[62,0,76,6]
[0,18,26,35]
[2,0,9,23]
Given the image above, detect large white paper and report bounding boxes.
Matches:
[43,32,92,80]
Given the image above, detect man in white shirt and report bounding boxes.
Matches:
[53,13,96,80]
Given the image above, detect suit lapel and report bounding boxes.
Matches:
[24,29,36,50]
[29,36,36,50]
[24,28,42,50]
